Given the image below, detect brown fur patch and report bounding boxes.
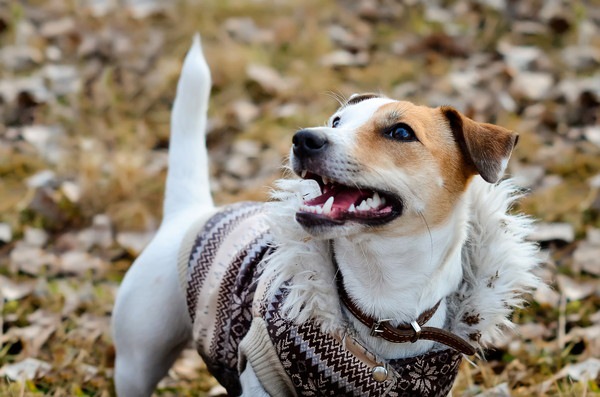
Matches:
[469,332,482,342]
[442,106,518,183]
[462,312,481,326]
[352,101,474,229]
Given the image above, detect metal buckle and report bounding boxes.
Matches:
[370,319,391,337]
[410,320,422,343]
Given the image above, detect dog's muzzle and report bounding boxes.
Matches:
[292,129,328,158]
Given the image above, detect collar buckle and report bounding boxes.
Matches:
[370,318,392,337]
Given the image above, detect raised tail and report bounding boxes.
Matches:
[163,34,214,218]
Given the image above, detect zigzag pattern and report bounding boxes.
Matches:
[208,232,272,368]
[265,287,462,396]
[185,202,263,322]
[266,292,374,396]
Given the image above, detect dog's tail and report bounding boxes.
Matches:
[163,34,214,218]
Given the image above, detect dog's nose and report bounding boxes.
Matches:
[292,129,328,157]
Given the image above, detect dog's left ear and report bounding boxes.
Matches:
[441,106,519,184]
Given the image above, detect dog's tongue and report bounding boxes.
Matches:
[305,185,369,209]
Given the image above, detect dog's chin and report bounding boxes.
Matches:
[295,214,359,239]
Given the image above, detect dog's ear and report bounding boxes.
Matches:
[346,93,381,106]
[441,106,519,183]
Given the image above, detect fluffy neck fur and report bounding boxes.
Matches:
[264,176,540,359]
[333,201,468,358]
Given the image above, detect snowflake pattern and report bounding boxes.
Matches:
[266,288,463,396]
[409,361,437,393]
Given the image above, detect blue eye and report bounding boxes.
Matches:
[332,116,341,128]
[386,124,416,142]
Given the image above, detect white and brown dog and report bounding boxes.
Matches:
[112,36,540,396]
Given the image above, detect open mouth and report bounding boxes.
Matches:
[296,171,403,228]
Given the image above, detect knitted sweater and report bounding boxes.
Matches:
[179,202,462,396]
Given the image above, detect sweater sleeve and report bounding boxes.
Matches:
[238,317,297,397]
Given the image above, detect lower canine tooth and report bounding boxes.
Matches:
[349,203,355,212]
[323,196,334,214]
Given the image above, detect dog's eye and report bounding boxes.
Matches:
[332,116,341,128]
[385,124,417,142]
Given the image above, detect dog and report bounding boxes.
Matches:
[112,35,540,396]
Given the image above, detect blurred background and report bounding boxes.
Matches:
[0,0,599,395]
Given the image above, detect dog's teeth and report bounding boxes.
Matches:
[380,196,386,205]
[366,198,373,208]
[372,192,381,207]
[301,170,308,178]
[322,177,329,185]
[348,203,355,212]
[322,196,334,214]
[315,206,323,214]
[358,200,368,211]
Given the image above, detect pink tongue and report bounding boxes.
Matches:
[305,185,370,209]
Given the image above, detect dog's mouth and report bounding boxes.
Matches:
[296,171,403,228]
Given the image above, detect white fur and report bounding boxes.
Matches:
[264,175,541,358]
[113,35,541,396]
[447,177,541,346]
[331,97,395,130]
[112,35,214,396]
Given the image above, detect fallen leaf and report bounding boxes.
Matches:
[116,231,154,256]
[557,358,600,382]
[0,222,12,243]
[59,250,107,276]
[9,243,58,275]
[572,242,600,276]
[556,274,597,301]
[0,358,52,381]
[527,222,575,243]
[0,275,35,301]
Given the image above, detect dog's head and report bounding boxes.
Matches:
[290,94,518,238]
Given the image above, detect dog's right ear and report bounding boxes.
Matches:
[346,93,381,106]
[441,106,519,184]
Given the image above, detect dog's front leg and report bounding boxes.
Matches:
[239,364,270,397]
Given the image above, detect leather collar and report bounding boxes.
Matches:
[332,247,476,355]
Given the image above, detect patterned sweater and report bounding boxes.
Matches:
[179,202,462,397]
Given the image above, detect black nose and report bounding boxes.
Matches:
[292,129,328,157]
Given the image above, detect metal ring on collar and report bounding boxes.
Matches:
[410,320,422,343]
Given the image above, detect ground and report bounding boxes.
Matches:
[0,0,599,396]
